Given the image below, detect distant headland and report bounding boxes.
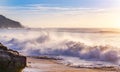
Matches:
[0,15,23,28]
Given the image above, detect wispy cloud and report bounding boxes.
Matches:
[0,4,109,15]
[0,4,120,28]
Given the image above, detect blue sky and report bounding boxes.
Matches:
[0,0,120,28]
[1,0,116,8]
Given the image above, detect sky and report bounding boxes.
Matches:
[0,0,120,28]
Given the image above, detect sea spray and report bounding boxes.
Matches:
[0,29,120,67]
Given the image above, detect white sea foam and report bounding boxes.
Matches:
[0,29,120,67]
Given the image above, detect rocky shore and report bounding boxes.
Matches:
[0,43,26,72]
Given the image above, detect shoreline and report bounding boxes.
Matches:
[22,57,120,72]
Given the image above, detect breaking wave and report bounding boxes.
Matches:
[0,29,120,67]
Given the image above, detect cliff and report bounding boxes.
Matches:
[0,43,26,72]
[0,15,23,28]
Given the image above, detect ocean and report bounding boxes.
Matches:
[0,28,120,69]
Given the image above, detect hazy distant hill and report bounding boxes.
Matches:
[0,15,23,28]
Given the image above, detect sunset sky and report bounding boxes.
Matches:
[0,0,120,28]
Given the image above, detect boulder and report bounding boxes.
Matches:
[0,43,26,72]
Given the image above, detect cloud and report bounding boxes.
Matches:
[0,4,120,28]
[0,4,107,15]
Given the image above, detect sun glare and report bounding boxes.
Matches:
[115,18,120,28]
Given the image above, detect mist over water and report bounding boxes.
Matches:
[0,28,120,67]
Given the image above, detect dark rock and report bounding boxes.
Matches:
[0,43,26,72]
[0,43,8,50]
[0,15,23,28]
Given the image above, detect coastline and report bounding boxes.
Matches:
[22,57,119,72]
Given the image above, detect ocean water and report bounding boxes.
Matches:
[0,28,120,68]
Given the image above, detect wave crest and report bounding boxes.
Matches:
[0,30,120,64]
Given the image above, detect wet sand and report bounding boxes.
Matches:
[23,57,119,72]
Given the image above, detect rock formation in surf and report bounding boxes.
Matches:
[0,43,26,72]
